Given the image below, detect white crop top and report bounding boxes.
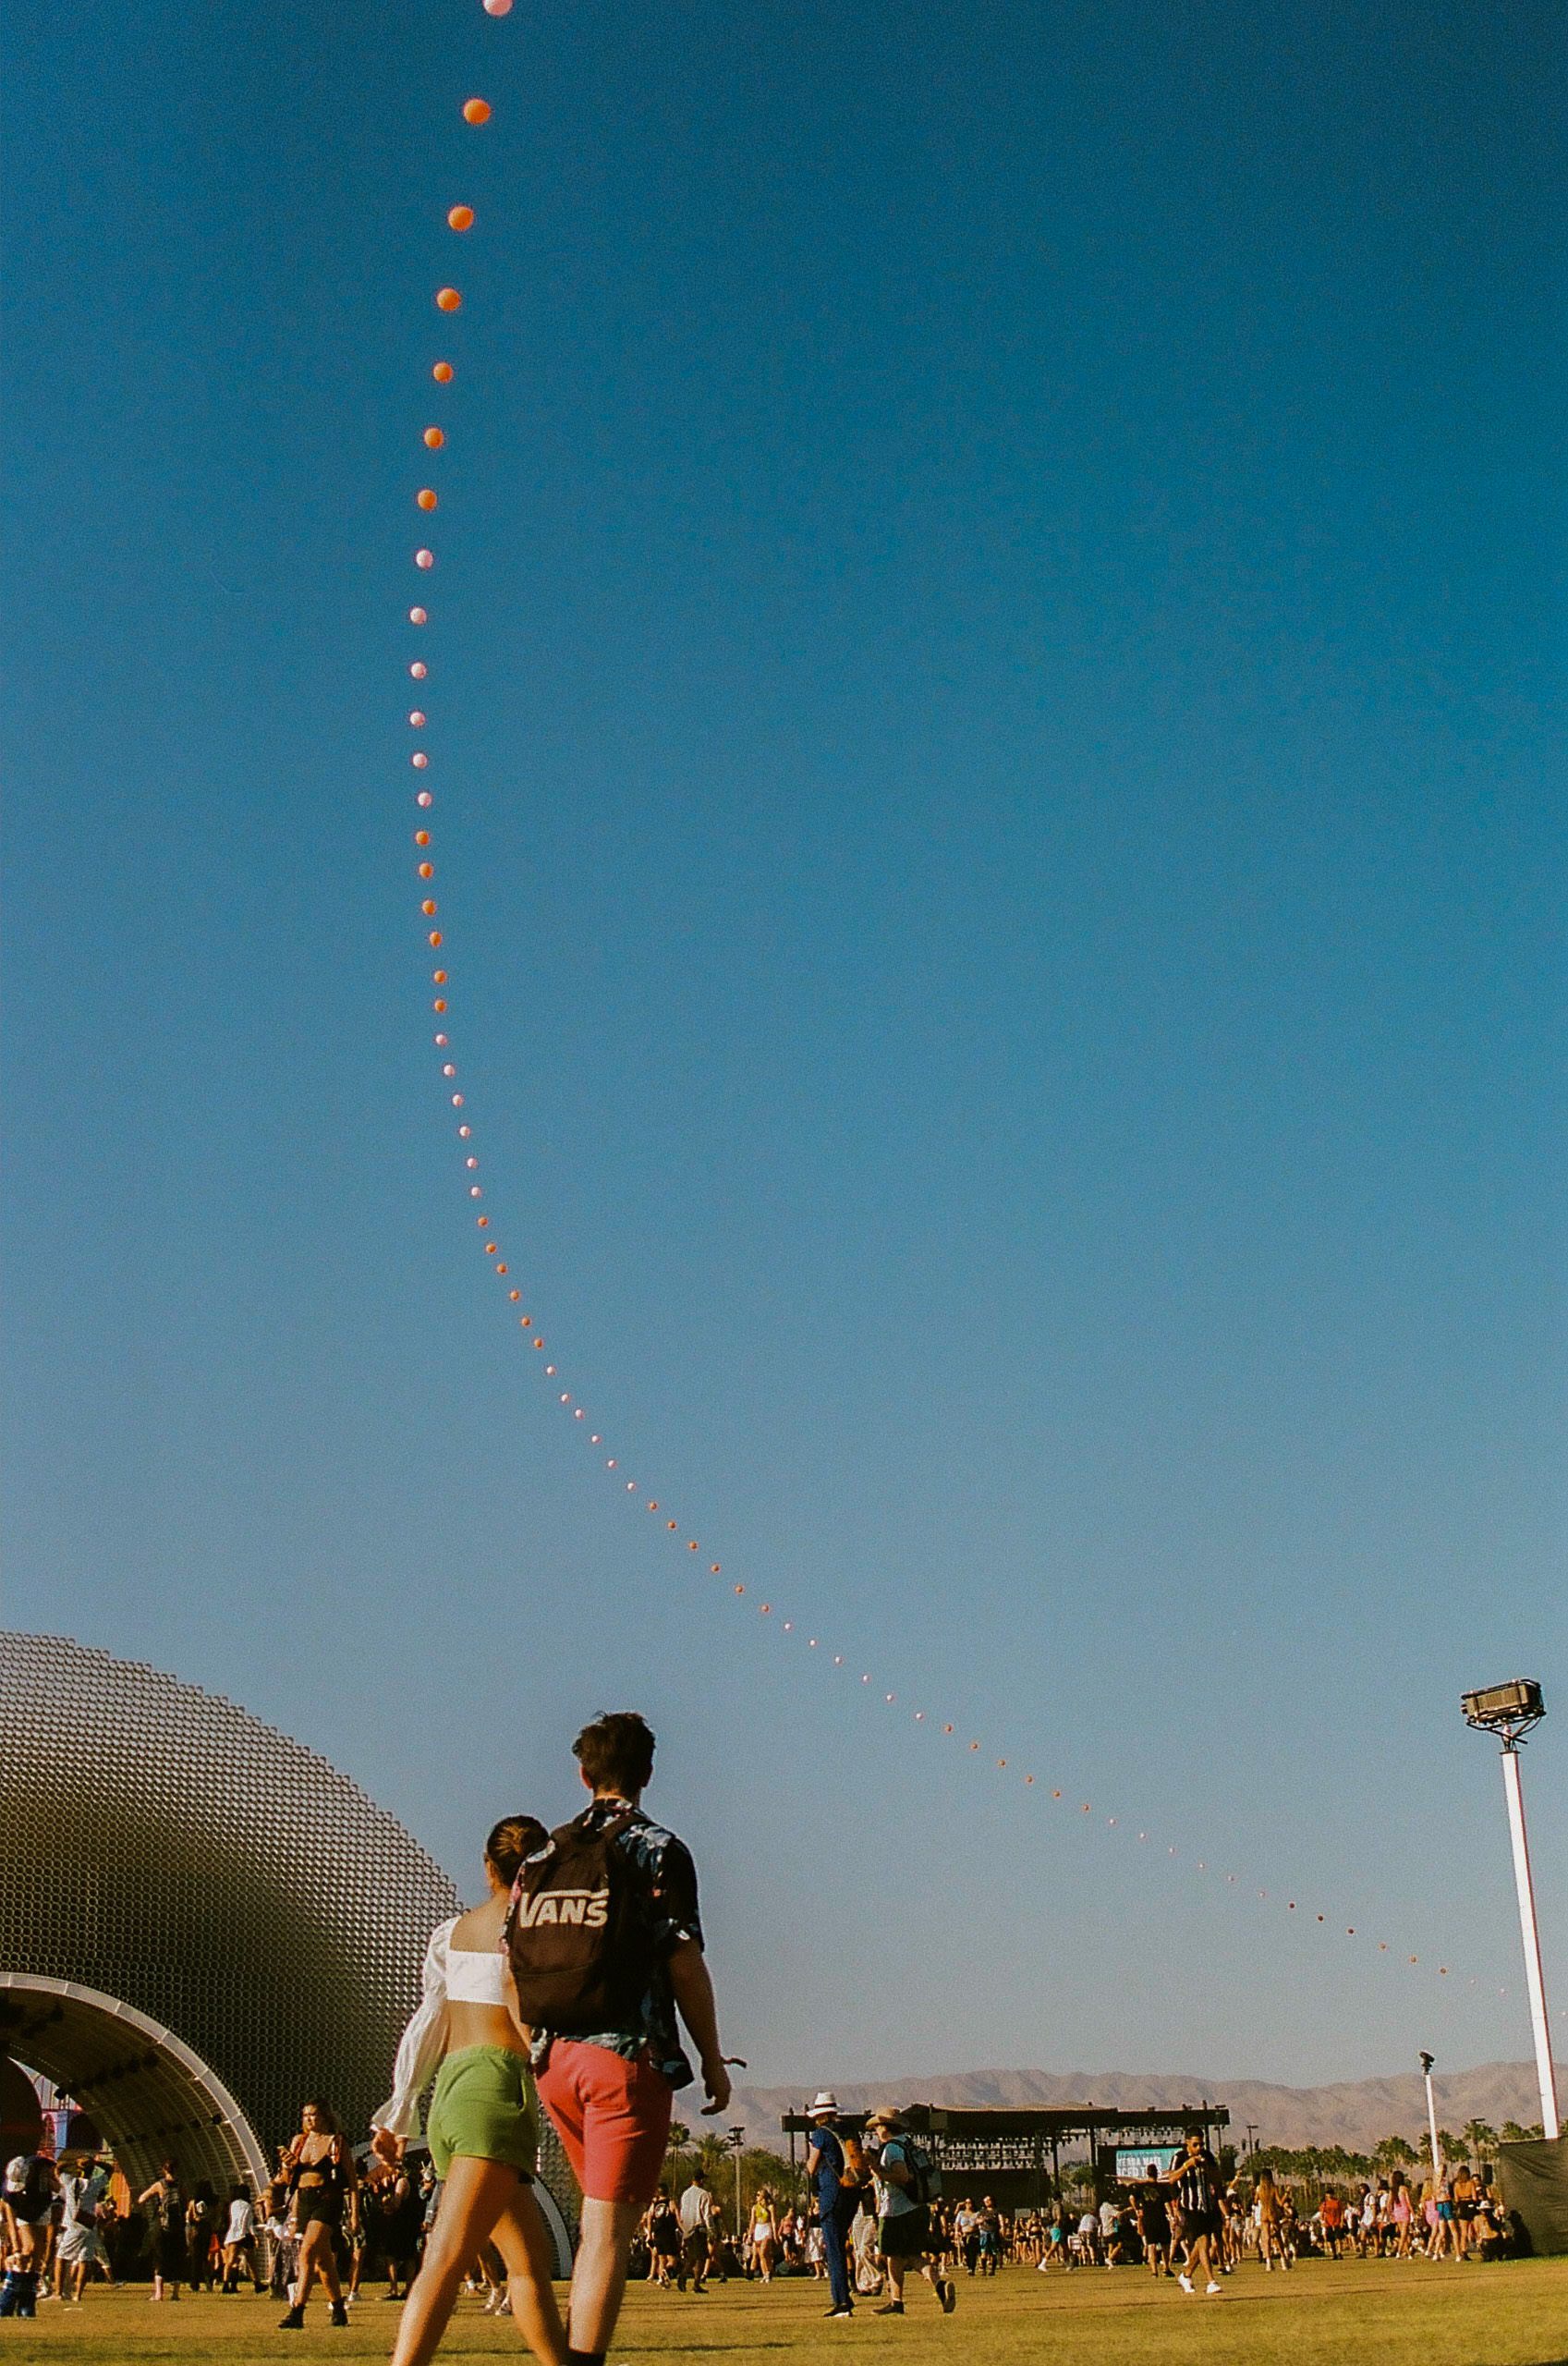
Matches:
[446,1945,510,2005]
[371,1916,514,2140]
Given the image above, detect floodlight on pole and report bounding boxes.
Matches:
[1461,1678,1561,2140]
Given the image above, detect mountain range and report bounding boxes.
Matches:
[722,2061,1563,2155]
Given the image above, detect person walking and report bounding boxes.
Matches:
[864,2106,955,2317]
[676,2167,716,2292]
[136,2161,186,2303]
[1166,2135,1226,2298]
[279,2100,358,2328]
[1135,2164,1173,2276]
[749,2188,781,2282]
[646,2191,681,2287]
[517,1713,732,2366]
[54,2159,111,2303]
[220,2185,261,2293]
[1256,2167,1287,2272]
[803,2094,865,2320]
[371,1813,569,2366]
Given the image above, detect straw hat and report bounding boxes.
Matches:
[865,2104,904,2130]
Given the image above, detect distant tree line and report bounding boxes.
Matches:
[1243,2116,1552,2187]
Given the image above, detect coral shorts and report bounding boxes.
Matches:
[534,2040,674,2206]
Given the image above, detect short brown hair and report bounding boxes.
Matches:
[573,1711,656,1796]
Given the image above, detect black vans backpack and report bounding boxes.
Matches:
[504,1807,654,2033]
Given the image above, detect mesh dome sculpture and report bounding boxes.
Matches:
[0,1631,577,2264]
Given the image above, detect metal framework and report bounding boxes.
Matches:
[782,2101,1231,2208]
[0,1630,577,2263]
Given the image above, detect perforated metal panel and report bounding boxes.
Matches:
[0,1631,577,2249]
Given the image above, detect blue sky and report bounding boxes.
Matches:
[4,0,1563,2090]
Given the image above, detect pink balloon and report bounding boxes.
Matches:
[409,710,426,726]
[417,789,432,807]
[484,0,513,12]
[416,549,434,569]
[409,606,428,624]
[409,661,427,679]
[412,752,429,768]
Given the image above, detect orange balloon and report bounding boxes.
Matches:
[448,205,475,231]
[432,969,447,982]
[462,98,491,124]
[424,428,444,449]
[429,930,443,947]
[432,361,454,384]
[415,830,431,845]
[418,488,437,511]
[436,287,462,312]
[418,862,433,879]
[421,899,437,917]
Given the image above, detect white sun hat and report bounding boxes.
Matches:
[808,2091,840,2116]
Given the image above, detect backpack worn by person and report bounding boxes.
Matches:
[504,1807,655,2033]
[897,2140,942,2208]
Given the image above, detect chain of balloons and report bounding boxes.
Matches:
[395,0,1490,2004]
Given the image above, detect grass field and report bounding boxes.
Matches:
[13,2258,1568,2366]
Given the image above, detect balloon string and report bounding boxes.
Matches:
[392,4,1480,2003]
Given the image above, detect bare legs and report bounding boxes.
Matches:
[294,2218,345,2311]
[565,2199,641,2355]
[391,2160,565,2366]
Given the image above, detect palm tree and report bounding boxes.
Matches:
[1373,2136,1420,2171]
[1499,2121,1528,2145]
[1462,2120,1497,2169]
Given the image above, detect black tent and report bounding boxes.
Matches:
[1497,2137,1568,2257]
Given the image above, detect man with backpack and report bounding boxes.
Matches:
[804,2093,865,2319]
[866,2108,956,2317]
[509,1712,731,2366]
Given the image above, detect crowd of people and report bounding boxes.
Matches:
[0,1707,1529,2348]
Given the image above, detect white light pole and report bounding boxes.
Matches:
[1462,1679,1561,2141]
[1419,2052,1441,2185]
[1501,1747,1560,2140]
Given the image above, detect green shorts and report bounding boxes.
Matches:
[426,2045,540,2181]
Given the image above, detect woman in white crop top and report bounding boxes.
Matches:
[372,1815,567,2366]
